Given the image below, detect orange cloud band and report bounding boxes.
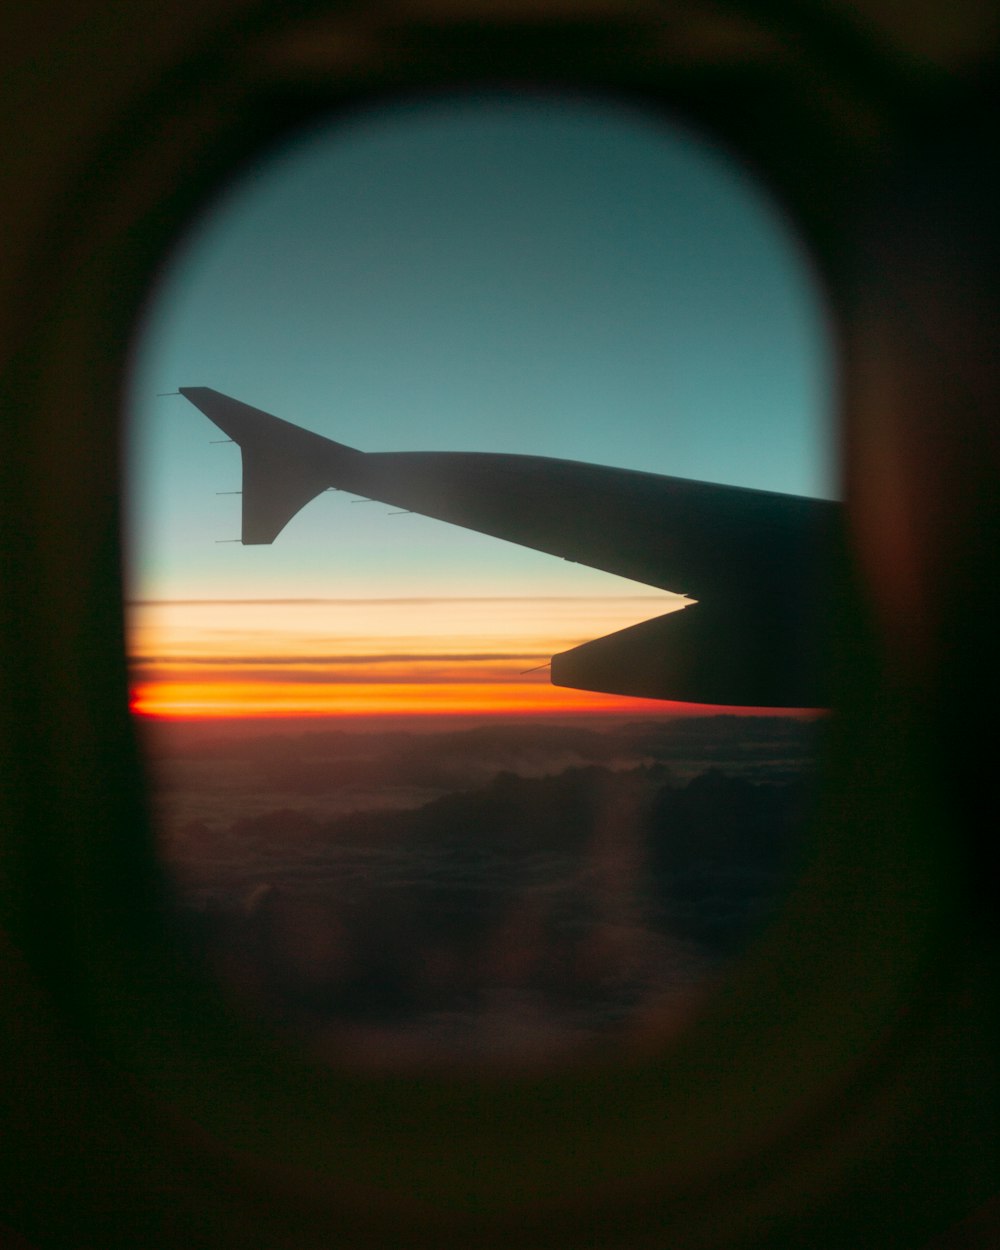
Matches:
[126,597,806,719]
[129,678,674,719]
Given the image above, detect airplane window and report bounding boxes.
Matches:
[125,92,834,1068]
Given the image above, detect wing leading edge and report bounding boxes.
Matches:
[179,387,836,707]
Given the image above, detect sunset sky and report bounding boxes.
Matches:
[125,92,834,720]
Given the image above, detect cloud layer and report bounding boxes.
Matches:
[152,714,821,1066]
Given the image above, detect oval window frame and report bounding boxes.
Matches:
[0,3,971,1246]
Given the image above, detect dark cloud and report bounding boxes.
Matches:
[133,669,540,686]
[144,714,820,795]
[151,714,819,1065]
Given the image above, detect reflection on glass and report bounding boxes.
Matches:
[127,93,833,1066]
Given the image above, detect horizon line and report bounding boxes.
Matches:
[127,594,683,607]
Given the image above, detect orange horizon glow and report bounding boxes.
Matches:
[127,595,822,722]
[129,678,684,719]
[130,680,813,721]
[126,594,680,719]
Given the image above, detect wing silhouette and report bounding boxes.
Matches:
[180,387,837,707]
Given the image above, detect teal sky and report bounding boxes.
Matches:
[125,91,835,604]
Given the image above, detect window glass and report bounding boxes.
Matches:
[126,93,832,1067]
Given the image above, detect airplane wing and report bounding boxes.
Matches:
[179,387,837,707]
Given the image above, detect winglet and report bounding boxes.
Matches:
[179,388,362,544]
